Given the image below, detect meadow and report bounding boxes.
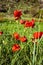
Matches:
[0,1,43,65]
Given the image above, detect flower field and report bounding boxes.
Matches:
[0,9,43,65]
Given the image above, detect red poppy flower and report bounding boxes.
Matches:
[19,36,27,42]
[14,10,22,19]
[24,20,30,27]
[25,19,35,27]
[0,31,3,35]
[13,32,20,40]
[33,32,43,39]
[29,19,35,27]
[28,22,35,28]
[20,20,25,24]
[12,44,20,52]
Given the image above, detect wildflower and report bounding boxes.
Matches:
[13,32,20,40]
[29,19,35,27]
[24,20,30,27]
[14,10,22,20]
[19,36,27,42]
[33,32,43,39]
[12,44,20,52]
[20,19,25,24]
[25,19,35,27]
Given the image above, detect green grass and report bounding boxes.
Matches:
[0,19,43,65]
[0,19,43,33]
[39,22,43,31]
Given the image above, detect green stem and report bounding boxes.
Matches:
[33,41,36,65]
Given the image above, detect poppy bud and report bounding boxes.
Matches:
[20,19,25,24]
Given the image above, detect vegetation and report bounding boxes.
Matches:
[0,0,43,65]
